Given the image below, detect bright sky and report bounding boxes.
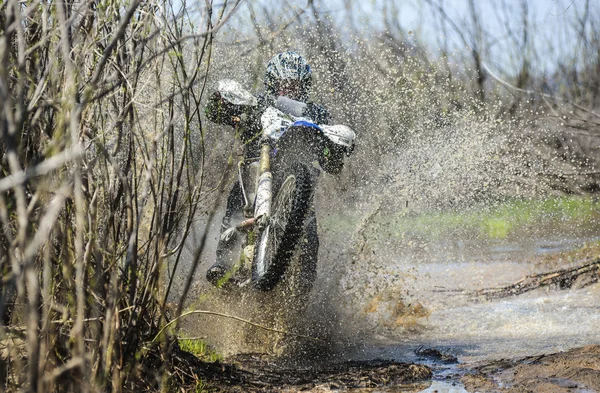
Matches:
[323,0,596,73]
[221,0,597,76]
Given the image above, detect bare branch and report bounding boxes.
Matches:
[152,309,324,344]
[0,147,85,193]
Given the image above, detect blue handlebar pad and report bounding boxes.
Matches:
[292,120,322,131]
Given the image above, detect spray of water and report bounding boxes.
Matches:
[169,10,600,363]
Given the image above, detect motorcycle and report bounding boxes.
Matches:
[214,79,356,293]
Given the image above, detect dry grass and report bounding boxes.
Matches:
[0,0,242,391]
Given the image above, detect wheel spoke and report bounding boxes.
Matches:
[271,176,295,228]
[263,176,295,270]
[254,170,305,288]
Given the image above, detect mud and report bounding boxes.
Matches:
[414,347,458,364]
[171,344,600,392]
[168,349,432,392]
[462,345,600,393]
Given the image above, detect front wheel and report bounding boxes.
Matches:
[252,163,314,291]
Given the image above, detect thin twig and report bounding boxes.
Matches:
[0,147,84,193]
[152,309,324,343]
[483,62,600,119]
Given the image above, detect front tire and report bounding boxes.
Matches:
[252,163,314,291]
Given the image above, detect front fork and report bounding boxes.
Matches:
[228,143,272,235]
[253,144,273,226]
[230,144,272,284]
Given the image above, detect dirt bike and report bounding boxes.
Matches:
[214,80,356,293]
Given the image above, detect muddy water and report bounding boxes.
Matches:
[324,227,600,392]
[341,234,600,362]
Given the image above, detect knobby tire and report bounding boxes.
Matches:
[252,162,314,291]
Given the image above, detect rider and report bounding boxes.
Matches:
[204,51,342,286]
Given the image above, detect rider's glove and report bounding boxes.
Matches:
[205,91,244,127]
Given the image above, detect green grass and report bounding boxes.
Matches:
[178,337,222,363]
[321,196,600,242]
[194,379,209,393]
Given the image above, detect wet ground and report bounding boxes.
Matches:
[353,242,600,362]
[327,230,599,392]
[181,343,600,392]
[175,199,600,392]
[462,345,600,393]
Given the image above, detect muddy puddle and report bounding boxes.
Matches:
[323,229,600,392]
[344,235,600,359]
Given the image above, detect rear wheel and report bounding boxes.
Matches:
[252,163,314,291]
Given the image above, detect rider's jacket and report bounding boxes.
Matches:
[205,91,330,158]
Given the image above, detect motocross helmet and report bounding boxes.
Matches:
[264,51,312,101]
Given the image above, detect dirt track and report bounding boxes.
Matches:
[462,345,600,393]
